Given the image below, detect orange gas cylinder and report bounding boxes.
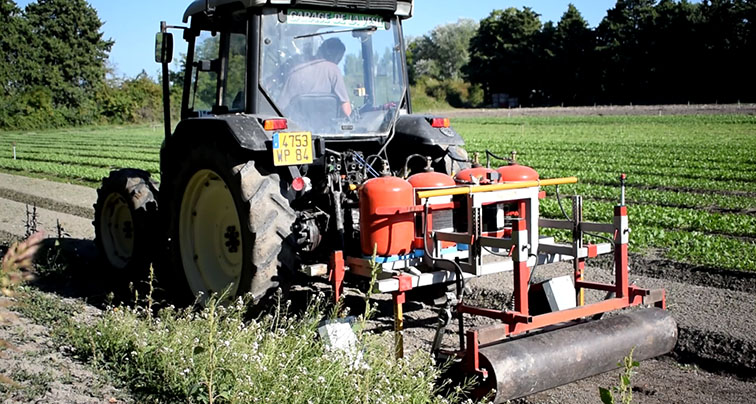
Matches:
[359,176,415,256]
[408,172,457,251]
[455,167,498,184]
[497,163,539,182]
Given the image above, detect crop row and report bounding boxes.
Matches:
[14,150,159,165]
[0,157,160,183]
[541,224,756,272]
[537,168,756,194]
[540,197,756,239]
[552,183,756,212]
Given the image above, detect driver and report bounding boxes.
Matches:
[278,37,352,118]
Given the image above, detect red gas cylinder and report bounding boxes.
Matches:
[359,176,415,256]
[455,167,498,185]
[497,163,539,182]
[408,171,456,189]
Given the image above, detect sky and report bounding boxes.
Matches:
[15,0,622,79]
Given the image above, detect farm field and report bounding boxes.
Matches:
[2,115,755,272]
[1,113,756,403]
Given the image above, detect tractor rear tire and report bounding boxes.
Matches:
[163,145,298,304]
[93,169,159,281]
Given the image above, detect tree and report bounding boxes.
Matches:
[23,0,113,111]
[466,7,543,105]
[649,0,702,103]
[596,0,658,103]
[0,0,32,97]
[410,18,478,81]
[696,0,756,102]
[553,4,597,105]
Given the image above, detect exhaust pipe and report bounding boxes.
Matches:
[474,308,677,402]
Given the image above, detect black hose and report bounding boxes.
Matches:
[485,150,511,168]
[403,154,428,177]
[423,202,467,350]
[423,203,466,299]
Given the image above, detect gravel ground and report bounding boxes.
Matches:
[1,165,755,403]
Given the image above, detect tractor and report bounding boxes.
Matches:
[93,1,677,401]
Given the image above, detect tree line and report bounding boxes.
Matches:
[2,0,754,130]
[0,0,164,129]
[409,0,756,108]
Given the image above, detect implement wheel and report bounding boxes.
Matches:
[93,169,159,279]
[163,145,297,304]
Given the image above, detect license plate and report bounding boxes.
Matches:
[272,132,313,166]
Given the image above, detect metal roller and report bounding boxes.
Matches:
[475,308,678,402]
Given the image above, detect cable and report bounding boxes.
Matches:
[422,203,466,300]
[373,90,408,166]
[555,185,572,222]
[353,152,381,178]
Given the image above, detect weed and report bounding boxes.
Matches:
[600,347,639,404]
[1,369,54,401]
[24,204,38,239]
[1,232,44,298]
[13,288,79,329]
[57,284,471,404]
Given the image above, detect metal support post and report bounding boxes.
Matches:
[572,196,585,306]
[393,275,413,359]
[328,251,345,303]
[614,205,629,299]
[512,218,530,315]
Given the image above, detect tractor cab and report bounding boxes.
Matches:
[159,1,412,140]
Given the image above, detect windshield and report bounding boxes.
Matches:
[261,10,406,137]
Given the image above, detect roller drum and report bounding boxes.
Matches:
[476,308,677,402]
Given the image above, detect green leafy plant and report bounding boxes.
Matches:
[599,347,639,404]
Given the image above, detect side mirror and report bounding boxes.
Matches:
[155,32,174,64]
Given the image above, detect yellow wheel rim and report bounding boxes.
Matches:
[179,169,242,297]
[100,193,135,269]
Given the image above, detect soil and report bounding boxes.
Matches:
[436,103,756,118]
[1,130,756,403]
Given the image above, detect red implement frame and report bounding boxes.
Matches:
[458,203,667,375]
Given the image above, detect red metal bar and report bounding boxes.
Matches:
[463,331,482,374]
[575,258,586,306]
[458,296,644,340]
[586,244,598,258]
[329,251,345,303]
[512,219,529,315]
[656,290,667,309]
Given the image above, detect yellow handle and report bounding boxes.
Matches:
[416,177,578,199]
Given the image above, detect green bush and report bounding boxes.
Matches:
[411,77,484,112]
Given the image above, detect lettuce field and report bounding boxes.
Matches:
[1,115,755,271]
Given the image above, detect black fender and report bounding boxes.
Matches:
[388,114,469,175]
[393,114,465,146]
[161,115,302,199]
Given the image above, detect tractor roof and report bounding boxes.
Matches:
[183,0,413,23]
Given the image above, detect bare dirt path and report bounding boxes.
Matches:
[1,171,755,403]
[433,103,756,118]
